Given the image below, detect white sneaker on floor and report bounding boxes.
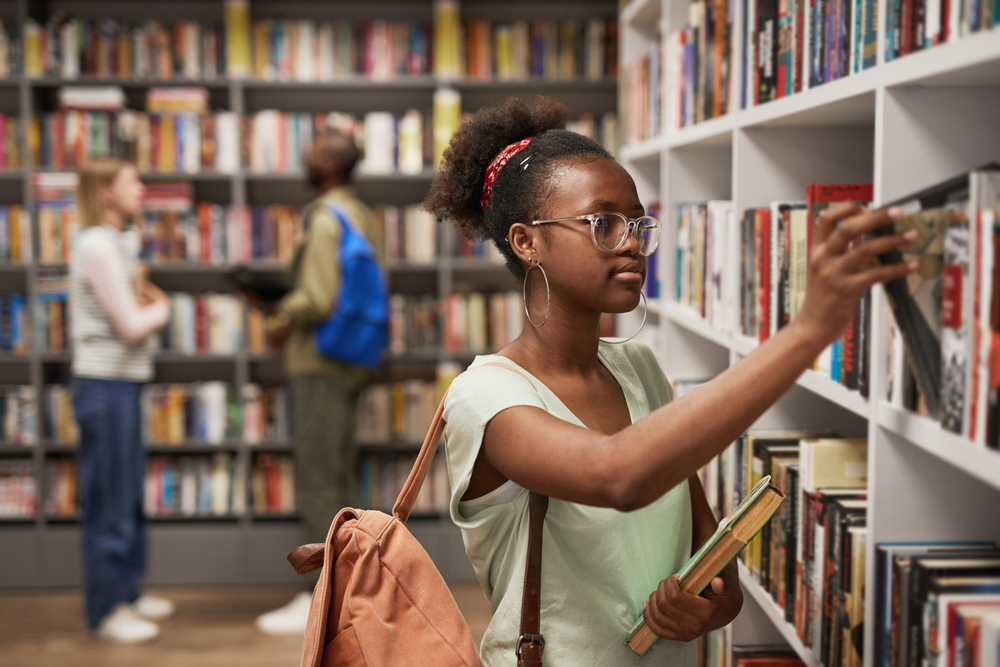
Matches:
[95,603,160,644]
[255,591,313,636]
[132,595,175,621]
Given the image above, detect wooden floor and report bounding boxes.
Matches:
[0,585,492,667]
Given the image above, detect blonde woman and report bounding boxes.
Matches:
[70,159,172,643]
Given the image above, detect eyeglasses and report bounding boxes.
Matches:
[530,212,661,256]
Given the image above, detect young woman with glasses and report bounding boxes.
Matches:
[423,97,915,666]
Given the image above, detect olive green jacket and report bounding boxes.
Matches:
[278,186,384,376]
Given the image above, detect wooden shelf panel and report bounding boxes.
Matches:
[877,402,1000,492]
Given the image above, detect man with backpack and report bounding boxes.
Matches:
[256,129,385,635]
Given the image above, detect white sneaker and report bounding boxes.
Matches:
[95,603,160,644]
[255,591,313,636]
[132,595,175,621]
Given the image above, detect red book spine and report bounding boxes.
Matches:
[198,203,211,264]
[759,208,771,343]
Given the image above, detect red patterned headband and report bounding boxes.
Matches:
[480,137,535,212]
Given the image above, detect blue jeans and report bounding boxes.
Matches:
[73,377,146,629]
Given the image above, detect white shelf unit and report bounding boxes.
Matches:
[619,0,1000,664]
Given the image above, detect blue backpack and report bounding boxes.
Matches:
[314,205,389,369]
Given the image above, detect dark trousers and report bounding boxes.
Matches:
[291,371,365,545]
[73,377,146,629]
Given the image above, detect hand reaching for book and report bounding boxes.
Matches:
[796,203,917,348]
[641,562,742,643]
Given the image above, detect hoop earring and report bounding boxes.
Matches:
[523,261,550,328]
[602,292,647,344]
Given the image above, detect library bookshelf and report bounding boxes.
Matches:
[0,0,618,587]
[619,0,1000,664]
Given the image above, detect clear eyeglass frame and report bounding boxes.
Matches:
[529,212,661,256]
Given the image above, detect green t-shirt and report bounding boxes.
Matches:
[443,340,696,666]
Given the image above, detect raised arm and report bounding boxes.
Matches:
[479,204,915,511]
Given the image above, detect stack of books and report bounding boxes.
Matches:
[239,384,291,444]
[0,206,31,265]
[42,385,77,445]
[0,294,29,355]
[885,0,999,61]
[625,35,661,143]
[34,273,70,354]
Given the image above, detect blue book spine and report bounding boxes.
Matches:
[10,295,23,352]
[831,338,842,381]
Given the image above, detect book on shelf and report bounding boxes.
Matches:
[0,206,31,265]
[251,18,432,82]
[34,272,70,354]
[43,385,77,445]
[145,451,245,517]
[356,379,440,445]
[0,294,29,355]
[23,15,226,80]
[0,115,23,172]
[876,167,1000,441]
[1,386,38,446]
[731,645,807,666]
[443,291,525,355]
[433,87,461,168]
[669,0,734,129]
[696,431,871,665]
[251,452,296,515]
[694,626,732,667]
[676,201,740,334]
[625,32,660,142]
[885,0,999,62]
[45,456,77,518]
[161,293,244,355]
[0,460,36,518]
[627,474,786,656]
[358,450,449,515]
[0,21,18,79]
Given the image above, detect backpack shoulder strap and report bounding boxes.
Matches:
[391,359,548,666]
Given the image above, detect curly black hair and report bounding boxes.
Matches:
[423,96,614,279]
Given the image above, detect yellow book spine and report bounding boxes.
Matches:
[24,24,42,77]
[433,0,461,79]
[224,0,251,77]
[159,115,175,173]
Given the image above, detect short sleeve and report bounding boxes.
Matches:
[621,342,673,411]
[442,363,547,518]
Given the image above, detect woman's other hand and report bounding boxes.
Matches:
[642,563,742,642]
[795,203,916,348]
[137,281,168,307]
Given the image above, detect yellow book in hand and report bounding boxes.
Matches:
[625,475,785,657]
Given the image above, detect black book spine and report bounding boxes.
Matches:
[784,466,800,624]
[858,288,871,398]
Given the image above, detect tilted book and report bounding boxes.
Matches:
[625,475,785,657]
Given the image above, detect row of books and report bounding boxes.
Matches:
[34,274,69,354]
[358,451,448,515]
[24,17,227,80]
[0,21,18,79]
[875,541,1000,667]
[141,382,290,446]
[145,453,245,517]
[0,206,31,264]
[0,460,35,518]
[42,385,77,445]
[674,184,875,394]
[434,2,617,82]
[251,19,432,82]
[0,294,29,354]
[672,0,733,128]
[744,0,877,108]
[885,0,999,61]
[696,635,815,667]
[356,380,440,445]
[879,168,1000,447]
[1,386,36,445]
[45,456,76,517]
[0,115,23,170]
[161,293,245,355]
[387,291,526,355]
[696,425,870,667]
[32,110,242,173]
[625,36,661,143]
[251,453,295,515]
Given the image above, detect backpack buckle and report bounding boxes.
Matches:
[515,633,545,659]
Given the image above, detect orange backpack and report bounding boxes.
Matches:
[287,365,548,667]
